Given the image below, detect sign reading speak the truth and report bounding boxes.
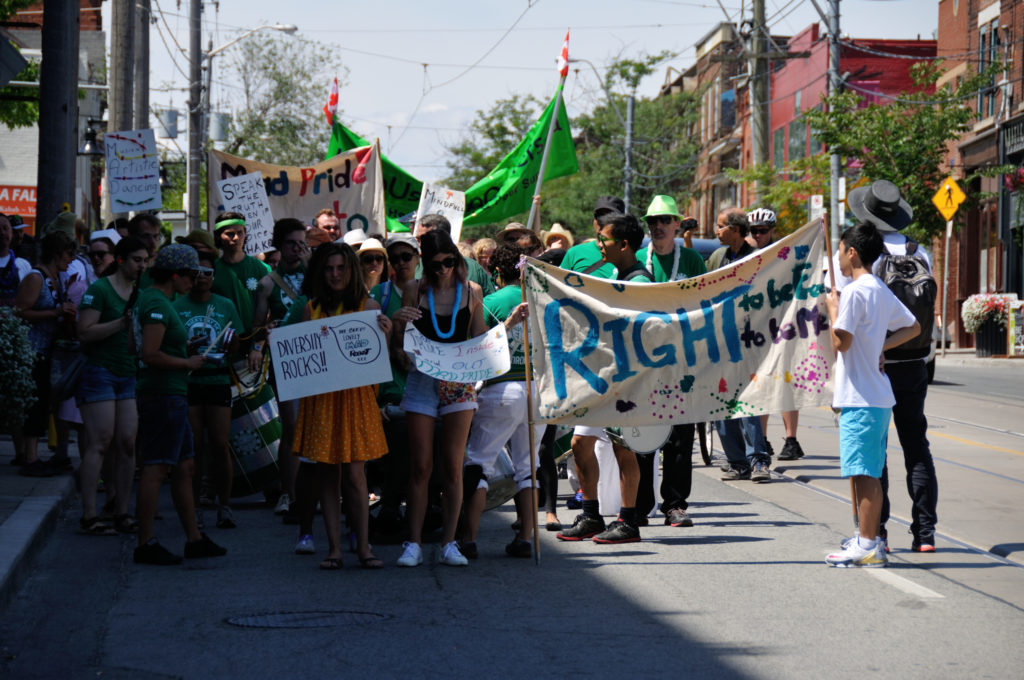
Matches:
[104,129,162,211]
[404,324,511,384]
[216,171,275,255]
[269,310,392,402]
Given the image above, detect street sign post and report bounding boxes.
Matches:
[933,176,965,357]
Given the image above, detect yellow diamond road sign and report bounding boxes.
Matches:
[933,176,966,221]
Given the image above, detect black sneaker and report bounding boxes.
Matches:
[720,466,751,481]
[592,520,641,544]
[750,461,771,483]
[665,508,694,527]
[184,532,227,559]
[777,437,805,460]
[505,539,532,558]
[763,440,775,458]
[134,539,183,565]
[556,513,606,541]
[457,540,479,559]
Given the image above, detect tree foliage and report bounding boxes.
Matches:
[725,155,830,235]
[803,60,1006,242]
[0,0,41,130]
[224,33,342,166]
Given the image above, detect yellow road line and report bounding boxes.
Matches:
[926,430,1024,456]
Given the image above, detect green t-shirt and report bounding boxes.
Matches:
[635,244,707,282]
[561,240,615,279]
[482,284,525,384]
[173,293,243,386]
[213,256,269,333]
[267,265,305,323]
[134,287,190,397]
[369,280,407,404]
[222,254,271,295]
[79,277,136,377]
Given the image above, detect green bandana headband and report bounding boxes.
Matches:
[215,218,246,230]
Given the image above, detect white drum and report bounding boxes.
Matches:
[607,425,672,453]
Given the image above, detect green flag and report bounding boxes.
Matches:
[326,88,578,230]
[463,89,577,226]
[326,125,420,233]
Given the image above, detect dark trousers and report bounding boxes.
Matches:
[880,360,938,542]
[637,424,695,516]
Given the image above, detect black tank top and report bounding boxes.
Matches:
[415,285,471,343]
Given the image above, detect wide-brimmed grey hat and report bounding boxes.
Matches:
[847,179,913,233]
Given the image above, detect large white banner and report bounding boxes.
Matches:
[404,324,511,384]
[269,310,392,402]
[208,144,387,239]
[104,129,162,212]
[524,219,835,426]
[216,171,275,255]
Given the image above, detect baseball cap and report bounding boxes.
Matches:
[593,196,625,216]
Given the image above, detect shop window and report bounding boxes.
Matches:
[788,118,806,160]
[773,127,785,167]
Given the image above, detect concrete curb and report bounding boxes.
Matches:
[0,476,74,612]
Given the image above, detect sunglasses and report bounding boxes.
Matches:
[360,254,385,265]
[428,256,458,272]
[195,266,214,277]
[646,216,675,226]
[596,234,620,245]
[389,251,416,264]
[88,250,112,259]
[750,227,773,235]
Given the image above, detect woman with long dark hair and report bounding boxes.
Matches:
[391,230,487,568]
[291,242,392,570]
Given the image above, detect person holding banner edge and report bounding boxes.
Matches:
[290,242,392,570]
[392,229,487,568]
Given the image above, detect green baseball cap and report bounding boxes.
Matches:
[644,195,682,219]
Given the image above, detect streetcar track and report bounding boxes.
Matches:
[926,412,1024,440]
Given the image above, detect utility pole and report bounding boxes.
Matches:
[750,0,769,177]
[36,0,79,228]
[827,0,842,252]
[624,95,635,213]
[134,0,151,131]
[108,0,135,220]
[187,0,202,232]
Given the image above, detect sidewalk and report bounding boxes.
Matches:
[0,435,76,611]
[934,347,1024,368]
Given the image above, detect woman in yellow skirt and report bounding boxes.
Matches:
[292,242,392,570]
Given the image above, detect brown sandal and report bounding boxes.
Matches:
[79,517,117,536]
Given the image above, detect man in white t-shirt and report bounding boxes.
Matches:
[0,213,32,308]
[825,221,919,568]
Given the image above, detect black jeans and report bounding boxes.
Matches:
[636,424,695,516]
[880,360,938,542]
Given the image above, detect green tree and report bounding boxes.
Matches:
[223,32,343,166]
[0,0,40,130]
[803,60,1006,242]
[725,155,831,235]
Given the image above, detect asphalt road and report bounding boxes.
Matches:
[2,362,1022,679]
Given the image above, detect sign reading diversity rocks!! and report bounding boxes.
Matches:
[207,144,387,239]
[104,129,162,211]
[404,325,511,384]
[269,311,392,402]
[525,220,835,426]
[216,171,276,256]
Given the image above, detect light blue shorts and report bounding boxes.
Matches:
[839,407,890,478]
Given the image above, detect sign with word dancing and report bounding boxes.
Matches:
[524,219,835,426]
[414,182,466,243]
[208,143,386,239]
[404,324,511,384]
[216,171,275,255]
[269,310,392,402]
[104,129,162,212]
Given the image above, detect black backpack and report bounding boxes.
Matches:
[878,240,936,361]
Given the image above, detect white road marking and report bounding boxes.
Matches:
[867,569,945,599]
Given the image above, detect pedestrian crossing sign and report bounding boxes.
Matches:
[932,176,965,221]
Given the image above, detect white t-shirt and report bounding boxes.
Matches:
[0,252,32,281]
[832,274,916,408]
[829,232,932,291]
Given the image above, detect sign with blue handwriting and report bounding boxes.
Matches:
[404,324,511,384]
[524,219,835,426]
[269,310,391,402]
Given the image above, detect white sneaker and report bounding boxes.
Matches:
[827,538,887,568]
[397,541,423,567]
[440,541,468,567]
[841,534,888,554]
[274,493,291,516]
[294,534,315,555]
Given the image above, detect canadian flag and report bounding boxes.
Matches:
[557,29,569,78]
[323,77,339,126]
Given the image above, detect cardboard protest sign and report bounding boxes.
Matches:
[414,183,466,243]
[104,129,162,211]
[216,172,275,255]
[404,324,511,384]
[524,219,834,426]
[269,310,392,402]
[208,143,386,239]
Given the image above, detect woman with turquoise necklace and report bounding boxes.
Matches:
[391,229,486,568]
